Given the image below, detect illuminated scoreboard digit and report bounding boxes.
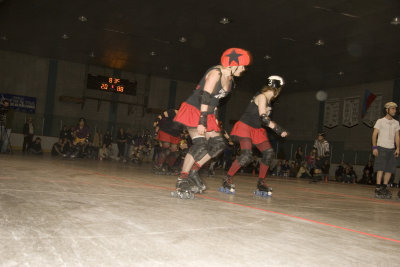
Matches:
[87,74,137,95]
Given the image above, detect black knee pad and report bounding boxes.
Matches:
[188,137,208,162]
[207,136,226,158]
[261,148,274,166]
[238,149,253,167]
[161,147,171,156]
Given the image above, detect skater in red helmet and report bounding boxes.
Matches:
[172,48,251,198]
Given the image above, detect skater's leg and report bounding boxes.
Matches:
[227,138,253,177]
[166,144,179,168]
[383,172,392,184]
[376,171,384,185]
[255,141,273,194]
[180,128,205,173]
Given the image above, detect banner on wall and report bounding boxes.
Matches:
[323,99,340,128]
[0,93,36,113]
[363,94,382,127]
[342,96,360,127]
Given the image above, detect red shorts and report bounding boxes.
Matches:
[231,121,269,145]
[157,130,181,144]
[174,102,221,132]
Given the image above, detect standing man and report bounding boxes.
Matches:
[372,102,399,199]
[311,133,330,182]
[0,99,13,153]
[22,117,34,153]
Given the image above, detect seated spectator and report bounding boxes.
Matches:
[289,162,299,177]
[51,138,65,156]
[359,168,374,184]
[98,144,109,160]
[363,161,373,176]
[335,161,346,182]
[29,137,43,155]
[321,159,330,181]
[306,149,317,172]
[343,166,356,183]
[273,160,282,176]
[281,160,290,177]
[103,130,112,147]
[297,162,312,178]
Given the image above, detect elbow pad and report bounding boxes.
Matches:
[260,113,271,126]
[200,91,212,105]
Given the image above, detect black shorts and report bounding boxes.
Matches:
[374,147,397,174]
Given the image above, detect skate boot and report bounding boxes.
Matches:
[188,170,206,193]
[374,185,392,199]
[170,177,196,199]
[219,176,235,194]
[254,179,272,198]
[380,184,392,199]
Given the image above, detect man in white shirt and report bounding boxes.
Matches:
[372,102,400,198]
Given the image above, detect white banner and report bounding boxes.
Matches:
[363,95,382,127]
[324,99,340,128]
[342,96,360,127]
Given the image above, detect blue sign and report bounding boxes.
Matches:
[0,93,36,113]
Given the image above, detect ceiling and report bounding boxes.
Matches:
[0,0,400,92]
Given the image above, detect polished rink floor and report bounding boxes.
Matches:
[1,155,400,266]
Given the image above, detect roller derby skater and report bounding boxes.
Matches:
[371,102,399,199]
[172,48,251,198]
[221,76,288,197]
[153,109,183,175]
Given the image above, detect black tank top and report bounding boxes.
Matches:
[159,109,183,137]
[185,66,231,114]
[240,94,271,129]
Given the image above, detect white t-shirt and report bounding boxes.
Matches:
[374,117,400,149]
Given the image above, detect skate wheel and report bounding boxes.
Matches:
[189,192,195,200]
[170,191,177,197]
[218,187,224,192]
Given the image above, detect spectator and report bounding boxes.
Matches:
[359,168,374,184]
[343,166,356,184]
[73,118,89,145]
[124,128,133,162]
[306,148,317,172]
[297,162,312,178]
[281,160,290,177]
[22,117,34,153]
[363,161,373,176]
[273,160,282,176]
[289,162,299,177]
[335,161,346,182]
[321,159,330,181]
[92,130,101,148]
[98,143,109,160]
[116,127,127,158]
[0,99,13,153]
[295,146,303,165]
[29,137,43,155]
[51,138,65,156]
[59,125,70,140]
[103,130,112,147]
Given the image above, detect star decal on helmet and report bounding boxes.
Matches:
[225,49,243,65]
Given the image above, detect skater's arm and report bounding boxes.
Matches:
[395,130,399,157]
[257,95,288,137]
[198,70,220,134]
[372,128,379,156]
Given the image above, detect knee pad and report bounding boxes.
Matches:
[261,148,274,166]
[188,137,208,162]
[161,147,171,156]
[207,136,226,158]
[238,149,253,167]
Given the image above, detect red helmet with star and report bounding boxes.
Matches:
[220,48,252,67]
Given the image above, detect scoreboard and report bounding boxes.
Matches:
[87,74,137,96]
